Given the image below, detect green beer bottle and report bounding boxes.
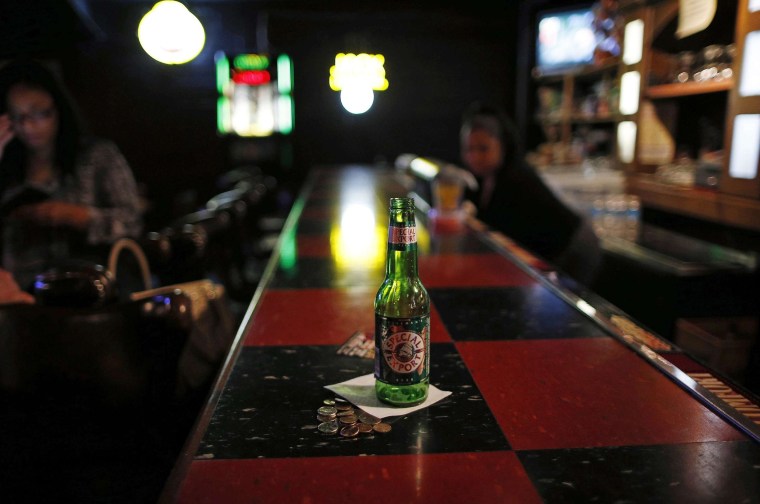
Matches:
[375,197,430,406]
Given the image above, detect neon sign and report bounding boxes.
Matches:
[232,70,271,85]
[216,52,293,137]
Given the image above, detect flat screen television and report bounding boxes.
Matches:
[535,5,596,75]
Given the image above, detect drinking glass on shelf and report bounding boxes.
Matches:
[722,43,736,80]
[674,50,696,83]
[694,44,724,82]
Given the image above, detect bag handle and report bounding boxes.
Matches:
[107,237,153,291]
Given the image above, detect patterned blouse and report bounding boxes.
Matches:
[1,138,143,287]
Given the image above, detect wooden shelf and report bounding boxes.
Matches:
[533,58,620,82]
[536,114,620,125]
[645,79,733,99]
[625,174,760,232]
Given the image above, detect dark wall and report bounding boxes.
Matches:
[4,1,519,230]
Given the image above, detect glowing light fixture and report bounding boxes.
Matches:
[329,53,388,114]
[575,299,597,317]
[619,71,641,115]
[622,19,644,65]
[215,52,294,137]
[409,157,440,179]
[138,1,205,65]
[740,31,760,97]
[729,115,760,179]
[617,121,637,163]
[340,87,374,114]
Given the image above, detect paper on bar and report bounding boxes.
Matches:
[325,373,451,419]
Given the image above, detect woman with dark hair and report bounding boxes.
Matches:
[459,102,601,285]
[0,59,142,289]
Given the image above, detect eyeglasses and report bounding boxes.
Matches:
[9,107,56,125]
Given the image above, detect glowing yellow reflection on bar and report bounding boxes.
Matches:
[332,204,384,269]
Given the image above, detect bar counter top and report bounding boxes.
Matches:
[161,164,760,503]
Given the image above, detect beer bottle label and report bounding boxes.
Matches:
[374,314,430,385]
[388,225,416,245]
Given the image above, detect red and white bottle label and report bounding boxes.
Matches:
[389,225,416,244]
[381,330,426,374]
[375,315,430,383]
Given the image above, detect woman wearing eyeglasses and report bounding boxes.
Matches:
[0,59,143,290]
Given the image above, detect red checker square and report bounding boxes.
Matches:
[419,254,536,288]
[660,352,711,374]
[174,452,541,504]
[457,338,746,450]
[245,288,452,346]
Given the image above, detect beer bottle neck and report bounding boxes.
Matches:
[385,207,418,279]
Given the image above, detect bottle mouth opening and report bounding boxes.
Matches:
[390,197,414,209]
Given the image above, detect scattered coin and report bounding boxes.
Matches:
[357,412,381,425]
[311,400,392,441]
[340,424,360,437]
[339,415,358,424]
[318,421,339,435]
[357,423,374,433]
[317,406,337,416]
[373,422,392,433]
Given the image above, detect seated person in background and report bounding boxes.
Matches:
[459,102,601,285]
[0,59,143,289]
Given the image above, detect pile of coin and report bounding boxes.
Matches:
[316,398,392,438]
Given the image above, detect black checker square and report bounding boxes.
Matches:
[518,441,760,503]
[424,228,495,255]
[197,343,509,459]
[430,285,609,341]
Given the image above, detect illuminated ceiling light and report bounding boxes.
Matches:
[330,53,388,114]
[138,1,205,65]
[340,87,374,115]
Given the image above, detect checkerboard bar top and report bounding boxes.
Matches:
[161,165,760,504]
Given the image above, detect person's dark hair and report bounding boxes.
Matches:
[460,102,523,164]
[0,59,85,186]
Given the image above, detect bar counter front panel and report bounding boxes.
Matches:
[163,165,760,503]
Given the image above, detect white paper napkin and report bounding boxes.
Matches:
[325,373,451,419]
